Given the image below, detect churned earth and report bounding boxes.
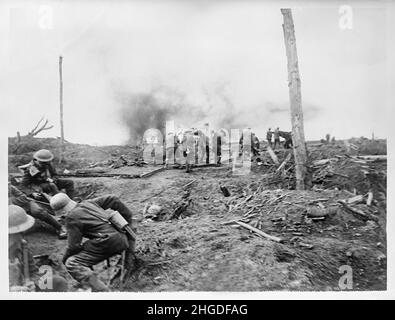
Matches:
[24,160,386,292]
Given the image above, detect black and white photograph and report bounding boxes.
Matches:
[1,0,393,298]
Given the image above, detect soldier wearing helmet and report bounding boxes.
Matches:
[266,128,273,147]
[50,193,137,292]
[8,205,68,292]
[20,149,74,199]
[179,129,195,173]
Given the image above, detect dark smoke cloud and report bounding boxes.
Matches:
[116,86,207,143]
[117,92,177,143]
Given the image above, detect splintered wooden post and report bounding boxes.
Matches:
[59,56,64,163]
[281,9,310,190]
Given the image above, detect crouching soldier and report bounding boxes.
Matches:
[9,205,68,292]
[20,149,75,199]
[50,193,137,292]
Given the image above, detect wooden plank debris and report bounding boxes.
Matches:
[140,167,166,178]
[276,152,292,172]
[345,195,364,204]
[266,145,279,165]
[228,195,253,213]
[338,200,378,222]
[59,172,140,179]
[235,221,284,243]
[313,158,337,166]
[366,192,374,206]
[353,155,387,161]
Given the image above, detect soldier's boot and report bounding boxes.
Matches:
[86,274,110,292]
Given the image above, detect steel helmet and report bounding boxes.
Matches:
[33,149,54,162]
[50,193,77,214]
[147,204,162,215]
[9,205,35,234]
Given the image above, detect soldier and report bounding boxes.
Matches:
[281,131,293,149]
[213,131,223,165]
[325,133,331,144]
[164,132,177,168]
[50,193,137,292]
[179,130,195,173]
[273,127,281,149]
[266,128,273,147]
[9,205,68,292]
[239,129,252,158]
[9,183,67,239]
[20,149,75,199]
[251,133,260,157]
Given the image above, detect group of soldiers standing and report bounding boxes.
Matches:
[162,127,293,173]
[266,127,293,150]
[9,149,137,292]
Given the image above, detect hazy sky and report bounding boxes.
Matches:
[0,0,393,145]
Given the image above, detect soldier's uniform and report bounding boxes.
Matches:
[180,131,195,172]
[266,130,273,147]
[8,205,68,292]
[213,133,222,164]
[63,195,134,285]
[21,161,74,198]
[282,132,293,149]
[9,184,63,233]
[251,134,260,156]
[9,234,38,289]
[273,129,281,149]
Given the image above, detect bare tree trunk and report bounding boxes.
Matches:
[59,56,64,163]
[281,9,310,190]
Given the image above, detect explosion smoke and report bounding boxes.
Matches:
[118,90,182,144]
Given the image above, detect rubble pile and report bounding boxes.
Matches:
[218,184,386,250]
[311,155,387,197]
[7,135,387,291]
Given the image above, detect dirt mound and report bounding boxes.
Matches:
[8,136,141,173]
[10,136,386,291]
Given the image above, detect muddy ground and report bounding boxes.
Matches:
[18,139,386,291]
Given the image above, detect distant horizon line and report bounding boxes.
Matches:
[7,134,387,148]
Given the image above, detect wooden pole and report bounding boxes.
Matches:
[59,56,64,163]
[281,9,310,190]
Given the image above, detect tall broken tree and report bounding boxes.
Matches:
[12,117,54,153]
[281,9,311,190]
[59,55,65,163]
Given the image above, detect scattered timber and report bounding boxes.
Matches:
[345,195,364,204]
[140,167,166,178]
[353,155,387,161]
[366,192,374,206]
[266,145,279,165]
[276,152,292,172]
[235,221,283,243]
[59,172,141,179]
[338,200,378,222]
